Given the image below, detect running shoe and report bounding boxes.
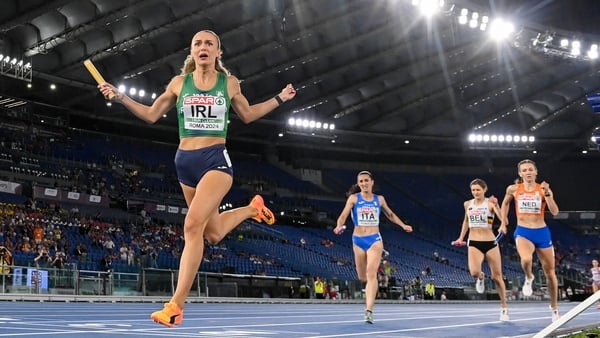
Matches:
[150,302,183,327]
[250,195,275,225]
[522,276,534,297]
[499,308,509,321]
[475,272,485,294]
[364,310,373,324]
[550,306,560,322]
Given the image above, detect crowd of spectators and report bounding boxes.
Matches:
[0,200,183,272]
[0,200,294,279]
[0,121,597,293]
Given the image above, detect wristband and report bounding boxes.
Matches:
[275,95,284,105]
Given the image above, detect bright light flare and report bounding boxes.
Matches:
[489,18,515,41]
[412,0,445,17]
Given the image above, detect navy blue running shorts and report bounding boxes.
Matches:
[174,143,233,187]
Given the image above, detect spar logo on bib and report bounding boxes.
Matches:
[181,94,227,131]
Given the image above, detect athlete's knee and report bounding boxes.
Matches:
[183,222,201,236]
[520,256,533,266]
[366,271,378,283]
[543,266,557,278]
[183,215,208,238]
[491,274,503,284]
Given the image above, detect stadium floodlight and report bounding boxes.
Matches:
[532,33,541,46]
[468,133,536,148]
[532,31,554,47]
[587,44,598,59]
[480,16,489,31]
[114,84,156,100]
[412,0,445,17]
[0,54,32,82]
[489,18,515,41]
[285,117,337,141]
[534,33,600,62]
[571,40,581,56]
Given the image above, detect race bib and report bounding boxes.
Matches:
[356,206,379,226]
[181,95,227,131]
[517,193,542,214]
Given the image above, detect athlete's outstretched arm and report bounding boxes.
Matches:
[98,76,180,124]
[334,195,356,234]
[229,76,296,124]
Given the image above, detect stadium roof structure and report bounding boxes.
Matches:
[0,0,599,166]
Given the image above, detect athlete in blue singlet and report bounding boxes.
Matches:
[334,170,413,324]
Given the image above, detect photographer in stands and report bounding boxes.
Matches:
[34,248,52,269]
[51,251,66,270]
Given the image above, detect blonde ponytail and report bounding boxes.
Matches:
[180,55,195,75]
